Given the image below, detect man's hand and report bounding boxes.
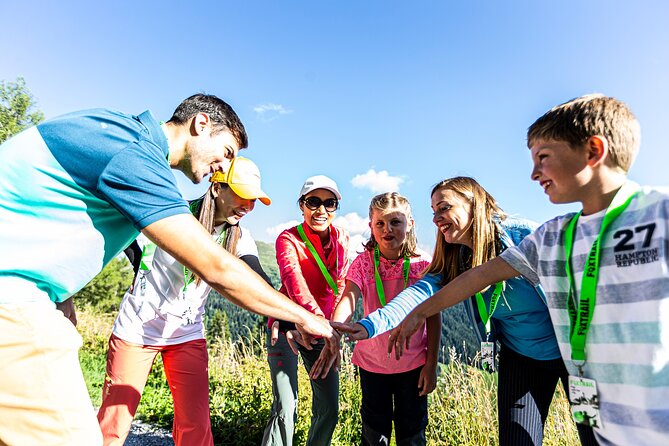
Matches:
[330,321,369,342]
[56,297,77,327]
[295,313,339,353]
[387,310,425,360]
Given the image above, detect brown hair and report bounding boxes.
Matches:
[364,192,419,258]
[423,177,506,284]
[168,93,248,149]
[527,93,640,172]
[189,182,241,286]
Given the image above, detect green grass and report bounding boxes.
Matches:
[78,308,580,445]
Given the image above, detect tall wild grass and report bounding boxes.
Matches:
[78,307,580,445]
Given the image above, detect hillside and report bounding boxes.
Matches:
[208,241,479,363]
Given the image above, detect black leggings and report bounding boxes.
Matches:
[497,345,598,446]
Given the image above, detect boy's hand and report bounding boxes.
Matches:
[388,311,425,360]
[418,364,437,396]
[330,321,369,341]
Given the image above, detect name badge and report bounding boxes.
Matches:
[568,375,602,429]
[480,341,496,372]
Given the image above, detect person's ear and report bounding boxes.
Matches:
[407,216,415,232]
[586,135,608,166]
[211,183,220,199]
[191,113,211,136]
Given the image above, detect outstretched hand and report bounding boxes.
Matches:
[387,311,425,360]
[330,321,369,342]
[296,313,340,354]
[309,344,341,380]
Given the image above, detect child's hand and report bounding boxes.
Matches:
[330,321,369,341]
[309,346,341,380]
[387,310,425,360]
[418,364,437,396]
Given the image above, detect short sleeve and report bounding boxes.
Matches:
[97,140,189,230]
[500,229,543,286]
[235,227,259,258]
[346,253,366,291]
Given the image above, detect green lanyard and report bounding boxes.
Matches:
[474,281,505,338]
[183,226,227,293]
[373,245,410,307]
[563,183,639,369]
[296,224,339,296]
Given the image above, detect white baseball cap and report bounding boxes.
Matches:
[299,175,341,200]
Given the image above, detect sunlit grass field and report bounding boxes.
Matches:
[78,307,579,445]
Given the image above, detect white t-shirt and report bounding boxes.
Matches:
[112,224,258,346]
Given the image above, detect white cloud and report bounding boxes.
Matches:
[265,219,301,239]
[351,169,404,193]
[253,103,293,121]
[334,212,370,260]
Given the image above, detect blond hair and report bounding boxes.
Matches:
[189,183,241,286]
[364,192,419,258]
[423,177,506,284]
[527,93,640,172]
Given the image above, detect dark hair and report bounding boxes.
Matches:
[168,93,248,149]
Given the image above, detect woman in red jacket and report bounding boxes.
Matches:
[262,175,349,446]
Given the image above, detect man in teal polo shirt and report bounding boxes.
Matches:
[0,93,336,445]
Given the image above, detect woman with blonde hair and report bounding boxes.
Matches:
[334,177,596,446]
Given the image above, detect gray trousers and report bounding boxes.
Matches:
[262,334,339,446]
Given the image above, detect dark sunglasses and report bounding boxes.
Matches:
[302,196,339,212]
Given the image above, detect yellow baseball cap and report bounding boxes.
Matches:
[209,157,271,205]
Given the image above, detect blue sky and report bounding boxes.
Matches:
[2,1,667,253]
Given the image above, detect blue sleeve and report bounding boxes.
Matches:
[358,273,443,338]
[98,141,189,229]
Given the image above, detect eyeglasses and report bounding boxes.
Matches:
[302,196,339,213]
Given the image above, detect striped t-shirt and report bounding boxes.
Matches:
[500,182,669,446]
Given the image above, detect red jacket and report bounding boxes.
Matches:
[274,223,349,321]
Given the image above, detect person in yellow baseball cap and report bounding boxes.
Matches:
[98,157,272,446]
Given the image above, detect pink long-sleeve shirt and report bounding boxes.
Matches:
[273,224,349,322]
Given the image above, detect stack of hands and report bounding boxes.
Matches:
[271,311,428,384]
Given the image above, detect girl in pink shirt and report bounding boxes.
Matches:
[326,192,438,446]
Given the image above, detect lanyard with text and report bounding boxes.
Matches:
[297,224,339,296]
[474,281,505,339]
[563,183,639,373]
[183,226,228,294]
[373,245,410,307]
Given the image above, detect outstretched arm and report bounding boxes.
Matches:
[332,273,442,342]
[142,214,337,351]
[388,257,519,357]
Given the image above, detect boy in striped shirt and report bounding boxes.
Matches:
[380,94,669,445]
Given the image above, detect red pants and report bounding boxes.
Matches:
[97,335,213,446]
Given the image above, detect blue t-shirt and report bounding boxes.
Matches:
[0,109,190,304]
[359,218,561,361]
